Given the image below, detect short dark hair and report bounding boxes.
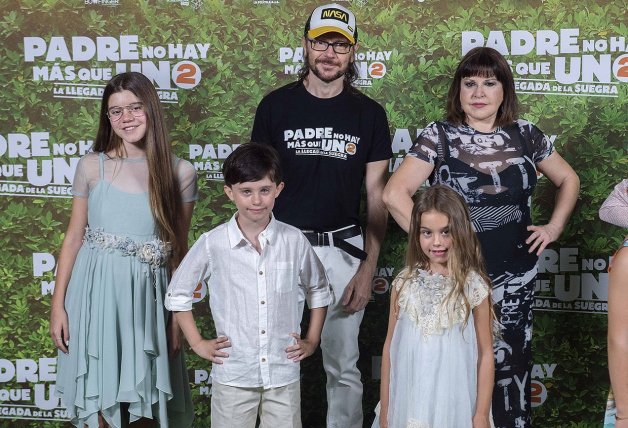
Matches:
[446,47,518,128]
[223,143,283,186]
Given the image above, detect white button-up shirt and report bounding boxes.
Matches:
[165,214,332,389]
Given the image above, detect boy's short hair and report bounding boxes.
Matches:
[223,143,283,186]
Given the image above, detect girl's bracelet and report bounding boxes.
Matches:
[617,414,628,421]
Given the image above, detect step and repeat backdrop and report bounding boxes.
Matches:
[0,0,626,426]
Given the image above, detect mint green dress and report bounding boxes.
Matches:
[55,152,196,428]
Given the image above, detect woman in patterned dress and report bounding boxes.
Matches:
[383,47,579,427]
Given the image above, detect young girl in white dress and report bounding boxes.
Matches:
[374,185,494,428]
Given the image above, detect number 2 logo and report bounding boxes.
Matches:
[613,54,628,82]
[172,61,201,89]
[368,62,386,79]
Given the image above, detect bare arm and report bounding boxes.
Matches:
[176,201,196,259]
[527,152,580,255]
[49,197,88,354]
[378,285,399,428]
[168,200,196,358]
[342,159,389,313]
[609,246,628,423]
[472,298,494,428]
[383,156,434,232]
[175,310,231,364]
[286,306,327,361]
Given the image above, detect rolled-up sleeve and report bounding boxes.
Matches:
[165,233,212,311]
[298,241,333,309]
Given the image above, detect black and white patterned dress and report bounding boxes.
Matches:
[408,119,553,428]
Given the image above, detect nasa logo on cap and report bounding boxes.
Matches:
[306,3,358,44]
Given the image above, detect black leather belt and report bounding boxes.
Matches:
[302,225,367,261]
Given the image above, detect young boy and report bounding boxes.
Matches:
[165,143,332,428]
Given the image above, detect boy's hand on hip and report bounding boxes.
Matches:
[286,333,319,362]
[191,336,231,364]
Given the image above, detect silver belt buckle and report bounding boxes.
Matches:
[318,232,325,247]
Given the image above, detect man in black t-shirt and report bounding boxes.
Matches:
[251,4,392,427]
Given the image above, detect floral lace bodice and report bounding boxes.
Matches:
[394,267,489,337]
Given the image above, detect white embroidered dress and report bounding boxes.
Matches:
[373,268,489,428]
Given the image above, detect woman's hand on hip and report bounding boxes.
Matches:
[526,223,562,256]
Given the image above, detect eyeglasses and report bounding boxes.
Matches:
[307,38,354,54]
[107,103,145,122]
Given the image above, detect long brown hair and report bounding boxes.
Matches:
[446,47,518,128]
[93,72,183,266]
[398,185,493,325]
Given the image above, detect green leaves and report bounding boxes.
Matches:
[0,0,625,426]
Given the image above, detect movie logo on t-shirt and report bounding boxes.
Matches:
[22,35,209,104]
[462,28,626,97]
[278,46,392,87]
[0,131,88,198]
[283,127,360,160]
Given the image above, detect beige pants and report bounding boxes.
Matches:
[211,381,301,428]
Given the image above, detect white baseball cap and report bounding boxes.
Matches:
[304,3,358,45]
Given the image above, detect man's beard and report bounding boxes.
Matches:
[307,55,347,83]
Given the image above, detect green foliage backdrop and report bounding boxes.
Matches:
[0,0,625,427]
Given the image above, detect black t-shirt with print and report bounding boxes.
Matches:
[252,82,392,231]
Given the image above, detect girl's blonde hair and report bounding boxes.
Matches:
[93,72,183,267]
[397,185,493,324]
